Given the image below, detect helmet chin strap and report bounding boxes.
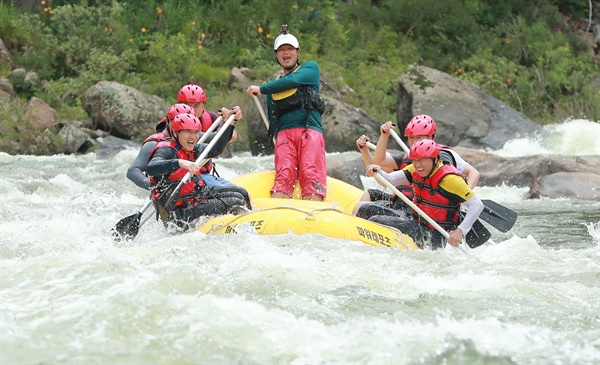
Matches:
[424,157,439,179]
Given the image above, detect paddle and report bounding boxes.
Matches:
[160,113,237,215]
[253,94,276,144]
[111,115,225,242]
[253,95,270,131]
[112,200,153,243]
[372,170,483,251]
[385,129,517,232]
[366,141,377,150]
[480,199,518,232]
[389,129,410,154]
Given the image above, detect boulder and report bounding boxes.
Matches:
[454,147,600,189]
[321,95,384,152]
[22,97,57,130]
[327,156,367,189]
[245,94,274,156]
[229,67,251,92]
[530,172,600,200]
[0,39,11,64]
[9,68,40,94]
[0,78,14,95]
[94,135,140,159]
[396,65,542,150]
[82,81,168,141]
[0,89,10,101]
[56,123,91,154]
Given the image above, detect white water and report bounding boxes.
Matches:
[1,120,599,364]
[491,118,600,157]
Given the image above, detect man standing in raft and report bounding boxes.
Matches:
[246,24,327,201]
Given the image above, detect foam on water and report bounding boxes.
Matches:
[1,122,599,363]
[491,118,600,157]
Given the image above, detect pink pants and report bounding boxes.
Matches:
[271,128,327,198]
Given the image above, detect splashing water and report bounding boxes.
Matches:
[1,119,599,364]
[492,119,600,157]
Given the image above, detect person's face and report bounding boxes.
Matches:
[276,45,299,70]
[407,135,432,147]
[175,129,200,151]
[412,157,435,177]
[186,102,205,116]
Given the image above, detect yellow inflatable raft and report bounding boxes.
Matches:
[198,171,418,250]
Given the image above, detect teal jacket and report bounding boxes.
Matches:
[260,61,323,136]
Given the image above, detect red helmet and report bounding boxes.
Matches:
[155,104,196,132]
[170,113,202,132]
[177,84,207,103]
[167,103,196,120]
[409,139,439,159]
[404,114,437,137]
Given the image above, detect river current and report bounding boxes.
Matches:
[1,119,599,364]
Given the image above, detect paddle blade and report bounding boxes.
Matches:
[111,212,142,243]
[480,200,518,233]
[465,219,491,248]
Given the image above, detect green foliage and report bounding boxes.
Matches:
[459,22,600,123]
[2,0,598,125]
[0,2,30,46]
[1,9,56,80]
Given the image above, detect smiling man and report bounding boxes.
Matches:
[365,140,484,250]
[246,25,327,201]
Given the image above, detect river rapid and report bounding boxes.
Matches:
[1,119,599,364]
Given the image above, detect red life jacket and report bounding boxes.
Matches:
[143,132,169,144]
[198,109,215,173]
[411,163,464,231]
[199,109,213,132]
[148,140,205,208]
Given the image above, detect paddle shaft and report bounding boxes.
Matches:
[253,95,270,130]
[198,115,225,142]
[365,131,408,159]
[137,199,153,216]
[253,94,276,144]
[389,129,410,154]
[163,114,236,207]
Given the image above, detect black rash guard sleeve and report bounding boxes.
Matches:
[403,169,412,184]
[391,153,405,170]
[126,141,157,190]
[198,131,217,144]
[146,148,180,177]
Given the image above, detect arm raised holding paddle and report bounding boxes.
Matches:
[363,115,516,233]
[365,140,488,250]
[246,24,327,202]
[146,113,250,233]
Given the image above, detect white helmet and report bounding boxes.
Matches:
[273,27,299,50]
